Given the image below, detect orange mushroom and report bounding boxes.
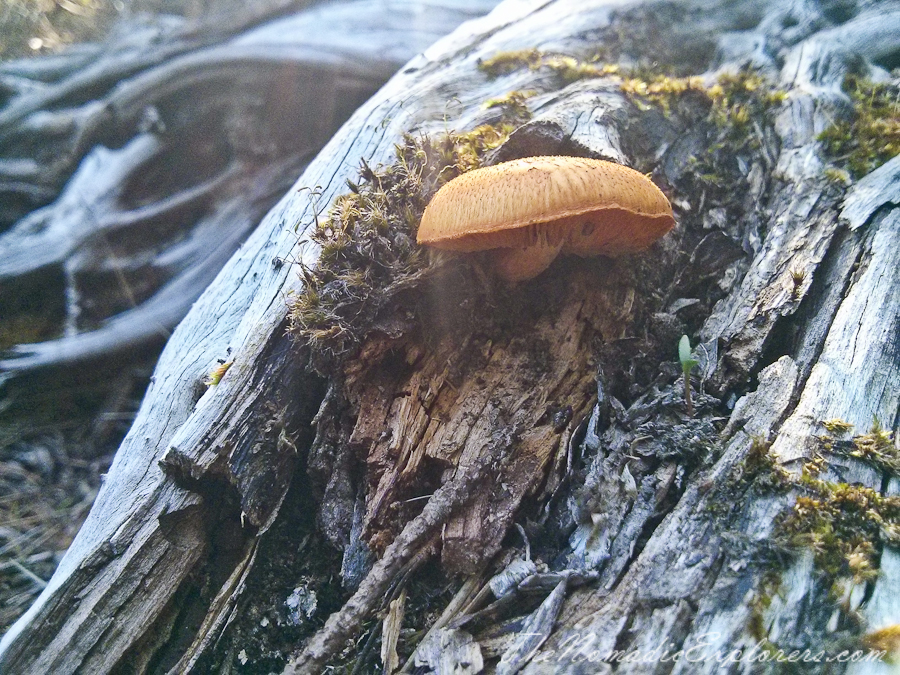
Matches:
[416,156,675,281]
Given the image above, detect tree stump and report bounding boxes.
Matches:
[2,0,899,673]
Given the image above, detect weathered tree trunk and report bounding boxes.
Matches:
[0,0,498,641]
[2,0,899,673]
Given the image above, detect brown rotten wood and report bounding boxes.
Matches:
[345,270,627,572]
[3,0,900,673]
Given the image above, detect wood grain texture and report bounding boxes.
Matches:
[3,0,899,672]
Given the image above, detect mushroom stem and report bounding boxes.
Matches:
[492,239,564,282]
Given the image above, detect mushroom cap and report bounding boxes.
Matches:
[417,156,675,258]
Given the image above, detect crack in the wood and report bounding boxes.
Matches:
[758,223,864,441]
[848,298,869,380]
[569,109,588,143]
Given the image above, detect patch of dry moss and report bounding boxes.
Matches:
[477,50,786,191]
[477,49,619,83]
[820,418,854,435]
[819,420,900,478]
[619,67,787,145]
[682,70,786,192]
[779,467,899,586]
[736,433,900,587]
[745,435,793,491]
[729,436,900,651]
[818,76,900,179]
[482,89,535,125]
[706,71,788,130]
[619,72,706,113]
[288,123,515,357]
[477,48,785,125]
[477,48,544,78]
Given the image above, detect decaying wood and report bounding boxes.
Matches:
[292,265,633,672]
[2,0,900,673]
[343,268,620,573]
[0,0,501,670]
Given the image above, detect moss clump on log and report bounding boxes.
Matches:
[476,48,544,77]
[482,89,535,124]
[673,69,786,191]
[818,75,900,179]
[779,457,900,585]
[819,420,900,475]
[288,122,515,357]
[476,48,787,187]
[718,428,900,651]
[799,423,900,589]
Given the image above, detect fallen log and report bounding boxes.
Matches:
[2,0,899,673]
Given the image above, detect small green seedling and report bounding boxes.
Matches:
[679,335,699,416]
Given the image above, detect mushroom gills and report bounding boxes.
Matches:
[492,238,565,282]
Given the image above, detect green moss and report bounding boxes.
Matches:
[289,122,515,357]
[477,48,786,129]
[780,487,893,585]
[822,166,852,185]
[850,423,900,473]
[819,420,900,477]
[205,360,232,387]
[724,431,900,645]
[735,430,900,589]
[477,48,618,83]
[708,436,790,524]
[705,70,787,133]
[771,451,900,588]
[542,55,612,83]
[818,76,900,179]
[476,51,786,150]
[719,436,791,501]
[820,417,854,435]
[475,53,789,197]
[482,90,535,124]
[477,48,544,78]
[607,66,785,202]
[688,70,785,184]
[619,73,707,113]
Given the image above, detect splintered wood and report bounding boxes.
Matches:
[342,263,636,573]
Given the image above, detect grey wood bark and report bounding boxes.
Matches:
[2,0,899,673]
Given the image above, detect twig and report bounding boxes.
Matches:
[283,432,512,673]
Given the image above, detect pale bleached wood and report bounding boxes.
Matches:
[521,4,900,673]
[0,1,502,671]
